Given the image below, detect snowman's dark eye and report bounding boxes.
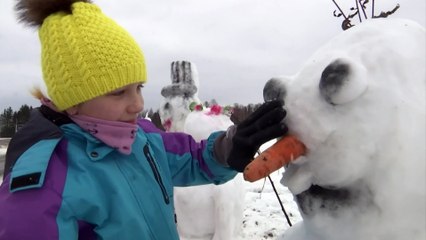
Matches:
[319,59,368,105]
[164,102,171,110]
[319,60,350,105]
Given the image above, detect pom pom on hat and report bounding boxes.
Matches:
[16,0,147,111]
[16,0,92,27]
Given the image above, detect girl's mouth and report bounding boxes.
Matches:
[123,119,137,124]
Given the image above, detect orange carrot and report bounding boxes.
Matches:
[243,135,306,182]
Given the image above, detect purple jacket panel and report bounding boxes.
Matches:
[138,119,215,178]
[0,140,67,239]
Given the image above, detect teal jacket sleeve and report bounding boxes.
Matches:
[138,119,238,186]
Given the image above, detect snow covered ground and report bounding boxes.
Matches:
[0,148,6,181]
[238,169,302,239]
[0,139,7,181]
[236,140,302,239]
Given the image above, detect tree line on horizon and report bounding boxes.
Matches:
[0,105,32,138]
[0,103,260,138]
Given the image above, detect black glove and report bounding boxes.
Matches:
[213,100,288,172]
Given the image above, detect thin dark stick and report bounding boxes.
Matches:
[256,149,293,227]
[372,0,375,17]
[268,175,293,227]
[359,0,368,19]
[355,0,362,22]
[332,0,348,19]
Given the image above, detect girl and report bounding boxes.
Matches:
[0,0,288,239]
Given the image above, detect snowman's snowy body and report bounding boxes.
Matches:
[264,19,425,240]
[175,110,245,240]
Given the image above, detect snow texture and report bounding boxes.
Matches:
[264,18,425,240]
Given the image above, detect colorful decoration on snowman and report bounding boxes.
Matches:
[189,101,233,116]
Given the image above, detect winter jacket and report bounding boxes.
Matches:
[0,106,237,239]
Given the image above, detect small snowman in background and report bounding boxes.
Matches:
[160,61,201,132]
[159,61,245,240]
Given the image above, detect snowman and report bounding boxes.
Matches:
[263,19,425,240]
[160,61,245,240]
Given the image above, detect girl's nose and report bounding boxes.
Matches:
[128,94,144,114]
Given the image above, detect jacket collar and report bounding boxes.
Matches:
[60,123,115,161]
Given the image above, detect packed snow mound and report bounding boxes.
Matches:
[167,106,245,240]
[159,60,245,240]
[263,19,425,240]
[184,109,233,141]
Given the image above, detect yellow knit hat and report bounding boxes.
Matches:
[18,1,146,111]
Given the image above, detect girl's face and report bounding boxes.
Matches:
[67,82,144,123]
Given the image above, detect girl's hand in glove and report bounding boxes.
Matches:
[214,100,288,172]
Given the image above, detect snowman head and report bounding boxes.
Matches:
[159,61,201,131]
[264,19,425,239]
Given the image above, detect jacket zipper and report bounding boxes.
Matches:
[143,143,170,204]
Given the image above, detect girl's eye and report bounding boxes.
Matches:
[109,90,125,96]
[137,84,144,93]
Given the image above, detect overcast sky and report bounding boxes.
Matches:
[0,0,424,111]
